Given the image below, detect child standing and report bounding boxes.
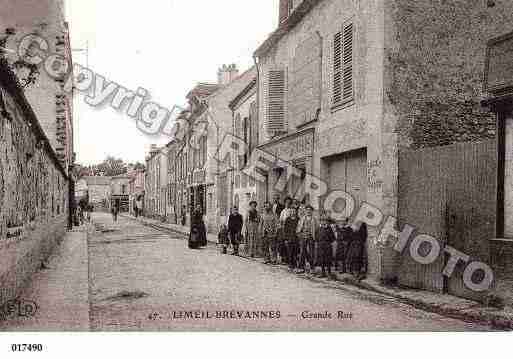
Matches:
[218,224,229,254]
[318,213,337,278]
[284,207,300,271]
[296,205,318,274]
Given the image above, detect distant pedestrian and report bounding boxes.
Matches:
[111,204,119,222]
[296,205,318,273]
[284,207,300,271]
[244,201,261,258]
[181,205,187,226]
[260,202,279,264]
[228,206,243,256]
[317,213,336,278]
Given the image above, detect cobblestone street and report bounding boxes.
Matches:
[86,213,489,331]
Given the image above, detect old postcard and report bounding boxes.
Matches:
[1,0,513,345]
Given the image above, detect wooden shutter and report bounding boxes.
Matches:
[333,22,354,106]
[249,101,259,153]
[266,69,286,136]
[279,0,290,24]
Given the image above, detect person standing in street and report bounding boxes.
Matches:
[317,212,337,278]
[260,202,279,264]
[278,197,294,264]
[111,203,119,222]
[335,218,353,273]
[346,222,368,279]
[245,201,261,258]
[284,207,300,271]
[272,193,284,218]
[296,205,318,274]
[228,206,243,256]
[190,204,207,248]
[181,205,187,226]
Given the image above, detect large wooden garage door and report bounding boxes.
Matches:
[327,148,367,219]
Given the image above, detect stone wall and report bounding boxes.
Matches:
[385,0,513,150]
[0,62,68,306]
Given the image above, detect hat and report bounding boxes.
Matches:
[249,200,258,207]
[305,205,314,211]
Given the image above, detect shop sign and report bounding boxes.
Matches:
[260,129,314,163]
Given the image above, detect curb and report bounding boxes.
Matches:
[126,215,513,330]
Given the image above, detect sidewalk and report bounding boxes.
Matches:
[1,227,90,331]
[126,214,513,330]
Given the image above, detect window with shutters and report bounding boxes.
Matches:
[243,117,249,167]
[249,101,259,152]
[200,136,207,168]
[265,69,286,137]
[333,22,354,108]
[234,113,241,138]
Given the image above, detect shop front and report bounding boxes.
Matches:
[257,128,315,207]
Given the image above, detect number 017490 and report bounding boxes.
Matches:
[11,344,44,352]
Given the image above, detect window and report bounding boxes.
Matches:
[265,69,286,137]
[249,101,259,153]
[333,22,354,107]
[122,184,127,194]
[243,117,249,167]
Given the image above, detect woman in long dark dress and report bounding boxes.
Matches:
[346,222,368,277]
[190,204,207,248]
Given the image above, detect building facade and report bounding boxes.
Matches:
[227,77,258,221]
[0,60,69,306]
[110,175,130,213]
[82,176,111,211]
[250,0,513,299]
[128,169,145,216]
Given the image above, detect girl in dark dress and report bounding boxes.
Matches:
[346,222,368,277]
[318,213,337,278]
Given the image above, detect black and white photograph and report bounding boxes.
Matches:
[0,0,512,355]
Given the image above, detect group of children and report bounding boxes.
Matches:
[218,196,368,279]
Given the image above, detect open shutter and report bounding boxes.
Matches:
[266,69,286,136]
[249,101,259,153]
[342,22,354,102]
[333,22,354,106]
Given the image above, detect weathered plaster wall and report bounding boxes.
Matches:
[0,85,68,306]
[385,0,513,150]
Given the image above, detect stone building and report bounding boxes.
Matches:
[144,145,168,219]
[0,60,69,306]
[251,0,513,298]
[110,175,130,213]
[205,66,257,231]
[226,76,258,220]
[0,0,74,173]
[128,169,145,216]
[83,176,111,211]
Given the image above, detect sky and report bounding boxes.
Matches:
[66,0,279,165]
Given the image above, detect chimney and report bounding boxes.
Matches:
[279,0,290,24]
[217,64,239,86]
[150,144,159,155]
